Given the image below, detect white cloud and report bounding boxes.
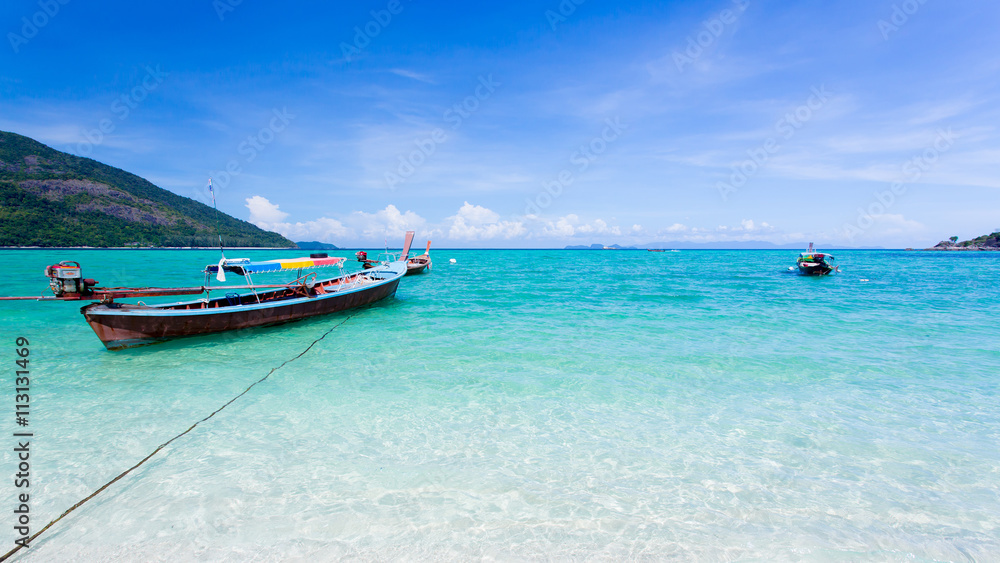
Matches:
[454,201,500,226]
[734,219,772,233]
[652,219,782,242]
[245,199,434,244]
[277,217,352,242]
[542,215,578,237]
[540,215,621,238]
[245,195,349,242]
[246,195,289,223]
[447,202,525,240]
[346,204,428,239]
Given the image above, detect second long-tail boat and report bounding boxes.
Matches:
[406,241,432,275]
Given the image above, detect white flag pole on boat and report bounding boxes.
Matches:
[208,178,226,281]
[209,178,225,256]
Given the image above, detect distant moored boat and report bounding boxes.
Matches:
[795,242,838,276]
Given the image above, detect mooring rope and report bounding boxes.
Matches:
[1,313,357,561]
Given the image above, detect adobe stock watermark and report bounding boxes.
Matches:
[525,117,627,215]
[545,0,586,31]
[842,128,955,240]
[717,85,831,202]
[213,0,243,21]
[198,107,296,200]
[8,0,71,54]
[673,0,750,72]
[878,0,930,41]
[75,65,169,157]
[384,74,500,190]
[340,0,410,62]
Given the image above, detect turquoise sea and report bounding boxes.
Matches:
[1,248,998,561]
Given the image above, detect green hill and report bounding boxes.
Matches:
[0,131,294,248]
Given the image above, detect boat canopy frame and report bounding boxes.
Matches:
[202,256,349,304]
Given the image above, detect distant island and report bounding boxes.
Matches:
[925,232,1000,251]
[565,243,638,250]
[295,241,340,250]
[566,241,884,250]
[0,130,293,248]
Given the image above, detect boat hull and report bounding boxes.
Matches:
[82,265,404,350]
[797,263,835,276]
[405,256,430,275]
[796,246,836,276]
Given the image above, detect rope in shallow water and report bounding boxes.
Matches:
[1,313,357,561]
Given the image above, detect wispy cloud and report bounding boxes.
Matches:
[388,68,435,84]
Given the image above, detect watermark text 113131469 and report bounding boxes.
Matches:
[14,337,32,549]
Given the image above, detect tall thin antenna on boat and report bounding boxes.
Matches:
[209,178,225,257]
[208,177,226,282]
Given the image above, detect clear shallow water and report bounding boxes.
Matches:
[1,249,998,561]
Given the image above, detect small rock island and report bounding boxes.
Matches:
[925,231,1000,251]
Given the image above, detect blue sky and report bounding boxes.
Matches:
[2,0,998,248]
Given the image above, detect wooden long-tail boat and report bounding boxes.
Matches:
[2,233,415,350]
[795,242,839,276]
[405,240,432,275]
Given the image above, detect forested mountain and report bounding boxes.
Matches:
[0,131,293,247]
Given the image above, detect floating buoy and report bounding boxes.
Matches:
[449,258,457,264]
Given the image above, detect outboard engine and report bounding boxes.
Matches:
[44,261,98,297]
